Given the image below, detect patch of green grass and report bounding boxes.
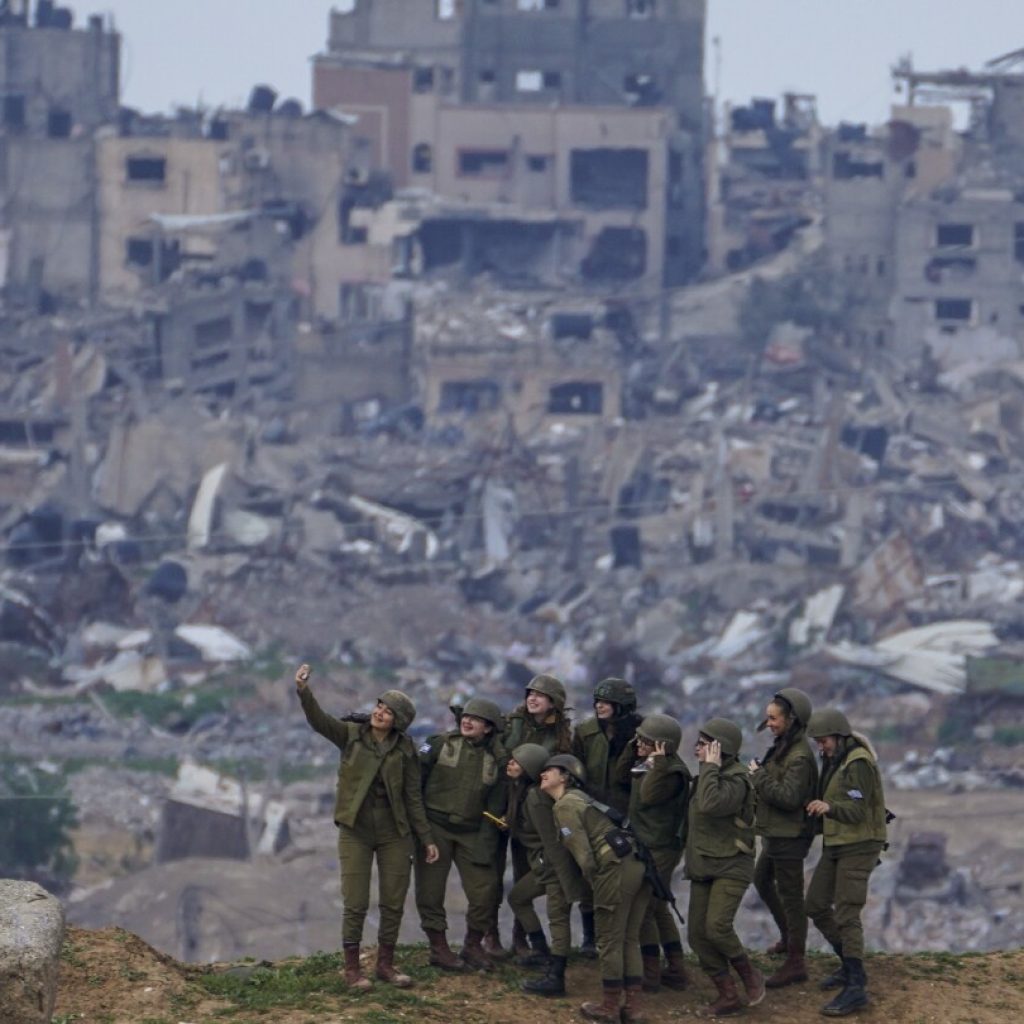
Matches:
[993,726,1024,746]
[99,684,234,731]
[197,949,444,1015]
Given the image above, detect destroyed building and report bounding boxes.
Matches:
[708,93,822,273]
[313,0,706,286]
[0,1,120,305]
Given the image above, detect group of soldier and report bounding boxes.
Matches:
[294,664,888,1021]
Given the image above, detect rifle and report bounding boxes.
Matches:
[589,796,685,926]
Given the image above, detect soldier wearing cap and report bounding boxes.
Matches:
[684,717,765,1017]
[506,744,585,998]
[748,686,818,988]
[571,677,642,956]
[541,753,651,1024]
[492,674,573,957]
[294,663,439,991]
[415,696,508,972]
[621,713,691,994]
[805,708,888,1017]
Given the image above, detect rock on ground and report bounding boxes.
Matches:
[0,880,65,1024]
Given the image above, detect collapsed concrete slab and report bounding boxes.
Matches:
[0,880,65,1024]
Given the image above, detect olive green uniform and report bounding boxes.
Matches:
[298,688,433,946]
[751,728,818,950]
[508,782,584,955]
[805,743,886,960]
[625,751,690,949]
[684,758,756,975]
[553,788,650,984]
[571,714,641,814]
[415,730,507,934]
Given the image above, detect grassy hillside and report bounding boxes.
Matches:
[55,926,1024,1024]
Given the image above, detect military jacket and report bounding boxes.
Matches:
[752,729,818,839]
[298,688,433,844]
[524,785,585,903]
[419,730,507,861]
[684,758,755,882]
[820,744,887,848]
[571,714,640,812]
[627,752,691,851]
[504,710,566,754]
[551,788,623,894]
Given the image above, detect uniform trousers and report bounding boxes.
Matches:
[338,797,413,946]
[687,876,749,975]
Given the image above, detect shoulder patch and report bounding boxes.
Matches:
[847,788,863,800]
[560,826,573,837]
[419,742,432,754]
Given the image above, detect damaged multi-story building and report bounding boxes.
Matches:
[0,0,119,306]
[708,93,822,273]
[312,0,707,305]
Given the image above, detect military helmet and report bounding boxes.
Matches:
[461,696,504,730]
[807,708,852,739]
[526,673,566,710]
[772,687,812,727]
[698,717,743,757]
[511,743,550,782]
[636,713,682,755]
[378,689,416,733]
[542,753,586,786]
[592,677,637,714]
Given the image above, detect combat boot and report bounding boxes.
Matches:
[640,945,662,993]
[660,944,688,991]
[730,954,766,1007]
[579,908,598,959]
[511,918,531,957]
[461,928,495,971]
[697,971,742,1017]
[342,942,371,992]
[374,943,412,988]
[521,953,567,997]
[580,979,622,1023]
[765,938,808,989]
[482,925,512,960]
[766,934,787,955]
[819,944,847,990]
[821,958,868,1017]
[516,929,551,968]
[424,929,464,972]
[621,979,647,1024]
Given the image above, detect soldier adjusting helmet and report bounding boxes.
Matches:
[698,717,743,757]
[378,690,416,732]
[526,673,567,710]
[462,696,504,731]
[543,753,586,786]
[807,708,852,739]
[511,743,550,782]
[773,687,812,727]
[635,713,682,755]
[592,677,637,715]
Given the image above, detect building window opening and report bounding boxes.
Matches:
[548,382,604,415]
[623,73,660,105]
[412,143,433,173]
[570,148,648,208]
[527,155,550,172]
[126,156,167,183]
[517,0,560,9]
[516,70,543,92]
[126,237,154,267]
[440,380,501,413]
[1014,223,1024,264]
[934,298,974,322]
[458,149,509,176]
[47,108,72,138]
[2,94,26,130]
[626,0,656,15]
[413,67,435,93]
[936,223,975,249]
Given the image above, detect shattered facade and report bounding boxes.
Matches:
[0,5,119,304]
[314,0,706,285]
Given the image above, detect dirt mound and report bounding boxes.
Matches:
[56,926,1024,1024]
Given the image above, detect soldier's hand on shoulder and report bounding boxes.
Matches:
[295,663,311,692]
[806,799,830,817]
